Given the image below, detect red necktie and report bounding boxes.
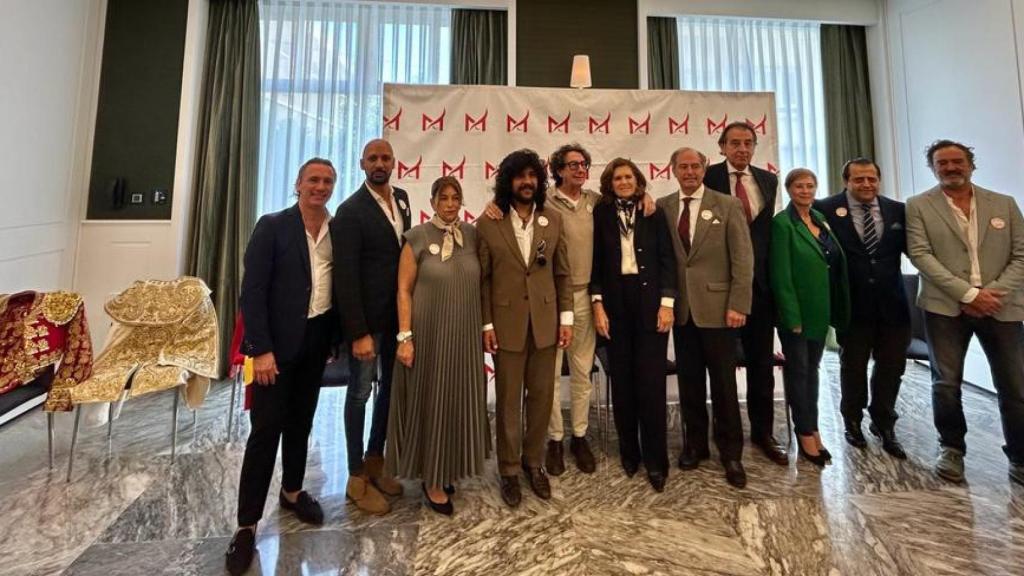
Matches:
[678,197,693,253]
[734,172,753,223]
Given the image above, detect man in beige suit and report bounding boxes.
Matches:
[906,139,1024,487]
[657,147,754,489]
[478,149,574,507]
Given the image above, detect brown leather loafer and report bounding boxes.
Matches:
[499,475,522,508]
[522,465,551,500]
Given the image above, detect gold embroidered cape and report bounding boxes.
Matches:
[69,277,219,409]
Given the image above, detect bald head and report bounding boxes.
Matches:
[361,139,395,186]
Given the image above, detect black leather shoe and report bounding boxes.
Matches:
[844,419,868,449]
[499,475,521,508]
[798,443,829,468]
[677,447,710,470]
[870,423,908,460]
[752,436,789,466]
[621,458,640,478]
[422,484,453,516]
[443,484,456,495]
[570,436,596,474]
[523,465,552,499]
[648,471,667,492]
[279,491,323,525]
[723,460,747,488]
[545,440,566,476]
[819,446,833,462]
[225,527,256,576]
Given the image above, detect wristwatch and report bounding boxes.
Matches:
[396,331,414,343]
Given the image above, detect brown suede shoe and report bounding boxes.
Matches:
[522,465,551,500]
[570,436,596,473]
[346,474,390,515]
[364,454,404,497]
[545,440,566,476]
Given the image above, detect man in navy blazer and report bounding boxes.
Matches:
[332,139,411,514]
[228,158,338,575]
[815,158,910,459]
[703,121,787,466]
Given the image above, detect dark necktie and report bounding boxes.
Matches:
[734,172,753,223]
[860,203,879,254]
[678,197,693,253]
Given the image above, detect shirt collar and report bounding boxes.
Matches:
[726,162,751,176]
[679,185,705,202]
[845,190,879,209]
[365,181,395,204]
[555,188,581,207]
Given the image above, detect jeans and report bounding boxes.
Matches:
[779,329,826,436]
[344,333,397,473]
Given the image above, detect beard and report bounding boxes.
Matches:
[367,169,391,185]
[512,185,535,205]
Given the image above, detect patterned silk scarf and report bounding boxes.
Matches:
[429,214,463,261]
[615,198,637,236]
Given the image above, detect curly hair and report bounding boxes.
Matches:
[925,139,976,170]
[598,158,647,203]
[494,149,547,213]
[548,143,592,188]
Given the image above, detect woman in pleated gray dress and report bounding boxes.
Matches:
[386,176,490,516]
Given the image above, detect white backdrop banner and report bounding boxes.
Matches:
[382,83,779,222]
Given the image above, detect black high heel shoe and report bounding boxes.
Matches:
[798,444,829,468]
[422,483,454,516]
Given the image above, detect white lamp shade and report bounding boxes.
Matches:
[570,55,592,88]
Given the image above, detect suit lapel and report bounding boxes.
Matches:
[498,214,528,269]
[395,189,412,234]
[358,186,398,245]
[925,188,968,247]
[751,165,776,214]
[527,210,546,268]
[661,194,686,259]
[287,205,311,278]
[836,195,867,255]
[689,193,714,259]
[788,205,825,260]
[974,187,991,248]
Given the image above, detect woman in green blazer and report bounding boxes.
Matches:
[771,168,850,467]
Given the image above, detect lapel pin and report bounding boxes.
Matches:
[428,243,440,255]
[537,215,549,227]
[398,198,408,211]
[712,218,721,224]
[992,217,1006,230]
[701,210,713,221]
[836,207,848,217]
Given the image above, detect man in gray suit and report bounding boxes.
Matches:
[906,139,1024,486]
[658,147,755,488]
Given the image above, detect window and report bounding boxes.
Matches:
[258,0,451,215]
[676,17,828,195]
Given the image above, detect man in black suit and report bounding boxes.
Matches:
[815,158,909,459]
[227,158,338,575]
[332,139,410,514]
[702,121,787,466]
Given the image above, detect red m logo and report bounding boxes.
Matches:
[668,114,689,135]
[442,156,467,179]
[397,156,422,180]
[766,162,780,175]
[629,113,651,135]
[746,115,767,135]
[465,110,488,132]
[547,113,570,133]
[648,163,671,180]
[383,108,402,131]
[463,210,477,223]
[421,109,446,131]
[419,210,432,224]
[589,113,611,134]
[507,111,530,133]
[484,161,499,179]
[706,114,728,135]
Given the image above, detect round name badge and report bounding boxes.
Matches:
[991,217,1007,230]
[701,210,713,221]
[586,204,594,214]
[398,199,408,211]
[836,207,848,217]
[428,243,441,255]
[537,215,549,227]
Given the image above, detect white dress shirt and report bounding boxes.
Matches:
[366,182,403,245]
[676,185,706,244]
[943,188,982,303]
[727,162,764,217]
[305,215,333,317]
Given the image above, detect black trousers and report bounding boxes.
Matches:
[838,317,911,430]
[237,313,333,526]
[674,321,744,461]
[741,289,777,441]
[606,276,669,474]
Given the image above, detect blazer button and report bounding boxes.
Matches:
[870,259,876,265]
[524,294,529,300]
[868,278,875,284]
[638,248,643,252]
[642,282,648,287]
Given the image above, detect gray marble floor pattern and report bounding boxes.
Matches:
[0,355,1021,575]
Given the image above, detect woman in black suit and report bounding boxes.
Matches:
[591,158,678,491]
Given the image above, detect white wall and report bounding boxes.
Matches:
[0,0,104,294]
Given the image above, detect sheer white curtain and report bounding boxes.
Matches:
[676,17,829,195]
[258,0,451,215]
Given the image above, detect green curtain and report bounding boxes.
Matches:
[186,0,260,376]
[451,9,507,85]
[647,17,679,90]
[821,24,875,196]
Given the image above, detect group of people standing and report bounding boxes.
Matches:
[224,123,1024,576]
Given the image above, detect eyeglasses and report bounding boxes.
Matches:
[566,161,590,171]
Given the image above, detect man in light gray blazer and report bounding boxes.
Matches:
[906,139,1024,487]
[658,147,755,489]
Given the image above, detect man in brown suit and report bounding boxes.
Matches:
[477,149,574,507]
[657,147,754,489]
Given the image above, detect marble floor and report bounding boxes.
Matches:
[1,355,1022,575]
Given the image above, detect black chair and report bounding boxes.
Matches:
[903,273,930,361]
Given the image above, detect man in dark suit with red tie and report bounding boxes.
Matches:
[815,158,910,459]
[703,121,787,466]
